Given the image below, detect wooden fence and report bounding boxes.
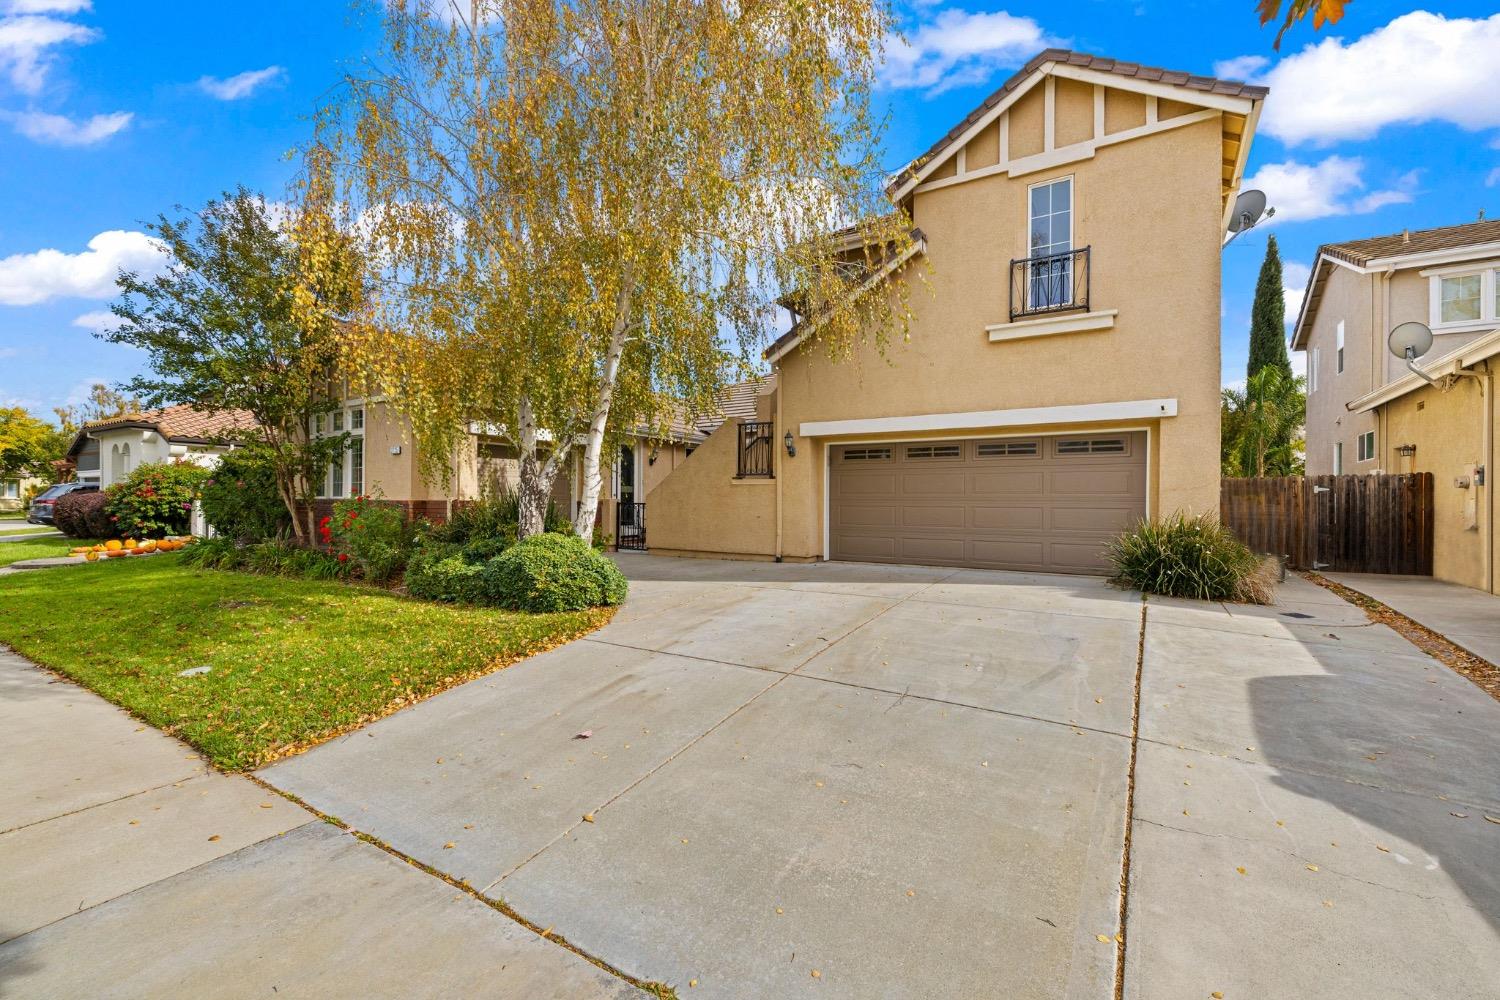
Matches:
[1221,473,1434,575]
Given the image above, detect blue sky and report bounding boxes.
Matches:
[2,0,1498,420]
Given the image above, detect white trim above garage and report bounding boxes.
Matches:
[986,309,1117,342]
[799,398,1177,439]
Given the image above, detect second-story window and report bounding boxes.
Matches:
[1440,274,1482,323]
[1028,177,1072,309]
[1335,321,1345,374]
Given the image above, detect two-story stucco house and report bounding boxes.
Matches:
[1291,218,1500,593]
[643,49,1267,574]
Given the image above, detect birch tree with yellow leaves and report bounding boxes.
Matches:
[305,0,916,538]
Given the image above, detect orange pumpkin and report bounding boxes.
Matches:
[85,550,100,562]
[105,549,127,558]
[105,540,123,551]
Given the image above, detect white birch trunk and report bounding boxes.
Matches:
[573,277,635,541]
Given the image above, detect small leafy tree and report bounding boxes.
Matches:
[307,0,914,539]
[102,188,361,544]
[0,407,69,482]
[1256,0,1349,49]
[1222,366,1306,477]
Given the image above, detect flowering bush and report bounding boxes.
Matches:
[104,461,211,539]
[326,493,415,583]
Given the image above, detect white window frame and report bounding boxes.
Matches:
[315,405,365,499]
[1335,320,1345,374]
[1025,175,1074,310]
[1426,265,1499,331]
[2,480,18,499]
[1357,430,1375,463]
[1309,347,1320,393]
[1333,441,1344,475]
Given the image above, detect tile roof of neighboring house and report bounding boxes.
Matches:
[82,404,259,444]
[1317,218,1500,266]
[889,48,1269,192]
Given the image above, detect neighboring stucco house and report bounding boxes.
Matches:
[645,49,1267,573]
[1291,218,1500,593]
[65,404,258,488]
[1,474,45,513]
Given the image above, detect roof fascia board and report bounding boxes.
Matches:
[799,398,1179,438]
[1368,240,1500,270]
[888,65,1052,203]
[1347,326,1500,412]
[1048,63,1256,115]
[765,237,927,364]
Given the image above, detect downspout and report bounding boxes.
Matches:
[774,362,784,562]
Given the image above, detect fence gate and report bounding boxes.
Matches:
[616,502,646,551]
[1221,473,1433,575]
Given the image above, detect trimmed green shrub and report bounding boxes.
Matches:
[461,535,512,564]
[481,532,628,612]
[1107,512,1268,603]
[429,490,570,545]
[104,461,211,538]
[54,491,112,538]
[404,543,489,603]
[327,494,416,583]
[200,450,291,542]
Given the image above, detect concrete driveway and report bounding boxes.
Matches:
[7,555,1497,998]
[260,554,1500,999]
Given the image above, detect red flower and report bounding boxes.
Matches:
[319,515,332,527]
[337,553,349,562]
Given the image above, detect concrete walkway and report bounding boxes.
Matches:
[5,557,1498,998]
[1327,572,1500,664]
[0,649,644,998]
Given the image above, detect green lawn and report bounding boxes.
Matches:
[0,555,613,769]
[0,535,95,567]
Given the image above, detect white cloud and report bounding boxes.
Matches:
[1486,168,1500,188]
[1282,260,1310,325]
[71,309,118,333]
[1240,12,1500,146]
[0,230,163,305]
[1244,156,1417,224]
[883,9,1052,95]
[1212,54,1267,82]
[8,107,129,144]
[3,2,92,12]
[197,65,285,101]
[0,11,97,93]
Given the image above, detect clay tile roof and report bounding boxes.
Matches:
[889,48,1268,192]
[1318,218,1500,266]
[84,403,259,443]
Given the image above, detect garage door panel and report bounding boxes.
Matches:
[972,505,1046,530]
[968,538,1048,567]
[901,471,967,494]
[970,470,1047,495]
[836,505,897,529]
[900,505,967,530]
[831,433,1146,574]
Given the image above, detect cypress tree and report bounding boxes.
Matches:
[1247,234,1292,380]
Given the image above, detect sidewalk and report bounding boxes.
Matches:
[1325,572,1500,664]
[0,648,642,998]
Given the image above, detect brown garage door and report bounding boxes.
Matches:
[829,433,1146,573]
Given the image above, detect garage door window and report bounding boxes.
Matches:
[841,447,892,462]
[975,440,1039,457]
[904,444,961,460]
[1056,437,1127,456]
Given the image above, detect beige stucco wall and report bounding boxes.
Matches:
[1302,265,1378,475]
[1376,376,1494,592]
[645,419,778,558]
[646,77,1235,563]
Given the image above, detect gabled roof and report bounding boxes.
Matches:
[1291,218,1500,350]
[1319,218,1500,267]
[67,404,258,459]
[887,48,1268,195]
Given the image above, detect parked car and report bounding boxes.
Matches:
[27,482,98,525]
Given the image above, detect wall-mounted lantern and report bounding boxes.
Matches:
[1395,443,1417,458]
[783,430,796,458]
[648,447,659,466]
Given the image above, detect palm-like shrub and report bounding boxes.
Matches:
[1107,513,1269,603]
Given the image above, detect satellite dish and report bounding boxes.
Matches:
[1223,189,1275,246]
[1388,321,1433,361]
[1228,189,1269,234]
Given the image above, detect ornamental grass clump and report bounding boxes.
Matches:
[1107,512,1271,603]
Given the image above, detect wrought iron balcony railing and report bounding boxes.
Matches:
[736,421,775,478]
[1009,246,1090,322]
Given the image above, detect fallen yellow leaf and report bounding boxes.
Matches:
[1236,866,1247,875]
[443,841,455,849]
